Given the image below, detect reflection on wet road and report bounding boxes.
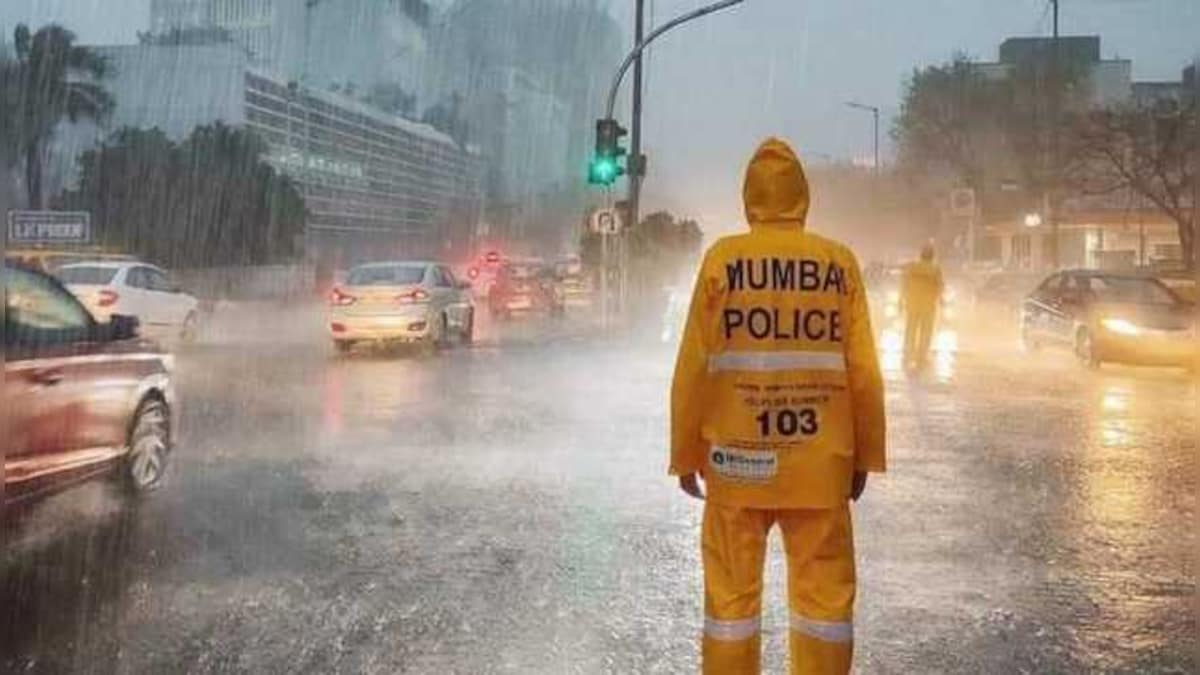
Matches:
[2,305,1195,673]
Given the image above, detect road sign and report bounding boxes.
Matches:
[7,211,92,244]
[949,188,976,217]
[590,207,622,235]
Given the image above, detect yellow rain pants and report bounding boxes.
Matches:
[702,502,855,675]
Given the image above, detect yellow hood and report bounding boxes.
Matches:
[742,137,810,229]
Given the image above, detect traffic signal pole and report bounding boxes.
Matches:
[1192,58,1198,288]
[597,0,746,323]
[1049,0,1060,270]
[623,0,646,316]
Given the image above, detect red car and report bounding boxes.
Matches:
[488,260,564,320]
[3,263,176,518]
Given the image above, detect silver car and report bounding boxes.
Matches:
[327,261,474,354]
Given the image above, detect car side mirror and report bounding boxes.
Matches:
[109,314,140,341]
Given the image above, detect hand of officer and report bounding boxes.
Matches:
[679,473,705,500]
[851,471,868,501]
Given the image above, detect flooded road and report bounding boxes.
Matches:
[2,304,1195,674]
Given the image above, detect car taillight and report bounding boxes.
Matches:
[396,289,430,304]
[98,289,119,307]
[468,267,479,279]
[329,287,356,306]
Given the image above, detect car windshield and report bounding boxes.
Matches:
[346,265,426,286]
[56,265,118,285]
[1087,276,1179,305]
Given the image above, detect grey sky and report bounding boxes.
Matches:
[614,0,1199,227]
[3,0,1196,230]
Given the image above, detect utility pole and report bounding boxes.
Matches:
[630,0,645,238]
[623,0,646,316]
[597,0,746,321]
[1192,58,1198,288]
[1048,0,1061,270]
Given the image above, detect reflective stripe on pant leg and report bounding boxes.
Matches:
[702,502,772,675]
[789,614,853,643]
[705,616,761,641]
[778,506,856,675]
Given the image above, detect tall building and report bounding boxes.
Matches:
[976,36,1132,109]
[425,0,622,246]
[86,43,482,264]
[148,0,429,105]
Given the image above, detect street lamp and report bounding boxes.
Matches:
[845,101,880,174]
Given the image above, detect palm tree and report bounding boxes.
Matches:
[4,24,113,208]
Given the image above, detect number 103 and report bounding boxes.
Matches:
[755,408,819,437]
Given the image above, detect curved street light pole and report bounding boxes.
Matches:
[602,0,746,323]
[604,0,747,120]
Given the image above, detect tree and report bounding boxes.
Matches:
[893,55,1008,193]
[2,24,113,208]
[895,53,1092,195]
[1074,98,1198,270]
[894,51,1095,265]
[58,124,307,268]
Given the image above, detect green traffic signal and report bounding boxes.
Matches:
[587,117,628,186]
[588,156,623,185]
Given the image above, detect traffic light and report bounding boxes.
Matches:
[587,118,627,186]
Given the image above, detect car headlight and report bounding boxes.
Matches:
[1101,318,1140,336]
[887,290,900,305]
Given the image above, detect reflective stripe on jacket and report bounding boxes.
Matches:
[670,138,886,509]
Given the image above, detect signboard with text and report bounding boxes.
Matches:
[7,211,92,244]
[590,207,622,235]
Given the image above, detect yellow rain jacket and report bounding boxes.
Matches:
[670,139,886,509]
[901,259,944,313]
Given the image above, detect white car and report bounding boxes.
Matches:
[57,261,200,343]
[328,261,474,353]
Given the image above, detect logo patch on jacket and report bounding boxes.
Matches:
[709,446,777,482]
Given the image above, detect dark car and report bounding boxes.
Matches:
[1021,270,1197,369]
[488,260,564,320]
[3,263,176,519]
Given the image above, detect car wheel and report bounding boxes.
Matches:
[1075,328,1101,369]
[122,398,170,497]
[179,311,199,344]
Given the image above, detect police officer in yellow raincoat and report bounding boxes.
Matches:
[671,138,885,675]
[900,243,945,369]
